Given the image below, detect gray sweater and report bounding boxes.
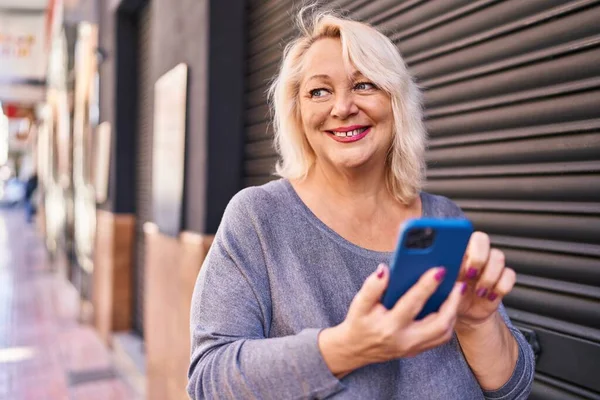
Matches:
[188,179,535,399]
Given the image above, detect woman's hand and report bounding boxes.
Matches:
[453,232,521,390]
[319,264,464,377]
[456,232,517,329]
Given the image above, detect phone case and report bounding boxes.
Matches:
[382,218,473,319]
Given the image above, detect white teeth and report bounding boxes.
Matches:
[333,128,366,137]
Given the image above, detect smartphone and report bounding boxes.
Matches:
[381,218,473,319]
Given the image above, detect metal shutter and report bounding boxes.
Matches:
[244,1,600,398]
[134,3,153,337]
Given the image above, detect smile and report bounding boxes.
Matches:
[327,126,371,143]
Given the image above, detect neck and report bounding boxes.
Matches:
[305,160,395,216]
[290,159,422,251]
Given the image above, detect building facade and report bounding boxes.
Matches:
[81,0,600,399]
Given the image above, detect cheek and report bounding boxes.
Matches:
[359,95,393,125]
[301,102,330,131]
[374,100,394,130]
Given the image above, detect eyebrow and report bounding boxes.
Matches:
[305,74,331,83]
[305,71,365,83]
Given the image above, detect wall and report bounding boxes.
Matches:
[93,0,137,343]
[95,0,246,396]
[93,210,135,344]
[97,0,117,212]
[150,0,245,234]
[144,227,212,400]
[100,0,245,229]
[141,1,245,396]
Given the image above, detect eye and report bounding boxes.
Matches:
[309,88,330,98]
[354,82,376,91]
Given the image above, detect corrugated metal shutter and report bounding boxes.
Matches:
[134,3,153,337]
[244,1,600,398]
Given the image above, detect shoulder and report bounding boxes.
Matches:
[218,179,289,238]
[210,180,290,283]
[222,179,286,222]
[421,192,465,218]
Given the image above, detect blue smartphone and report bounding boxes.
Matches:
[382,218,473,319]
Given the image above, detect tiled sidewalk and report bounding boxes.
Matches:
[0,208,136,400]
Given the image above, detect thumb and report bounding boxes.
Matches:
[351,264,389,315]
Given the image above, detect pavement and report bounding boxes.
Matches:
[0,207,138,400]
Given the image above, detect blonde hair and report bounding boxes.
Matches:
[268,8,427,205]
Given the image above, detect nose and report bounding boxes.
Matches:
[330,91,358,119]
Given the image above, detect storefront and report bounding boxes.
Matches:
[0,2,49,215]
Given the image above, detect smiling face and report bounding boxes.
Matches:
[298,37,394,174]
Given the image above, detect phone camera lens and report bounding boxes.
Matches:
[405,228,436,249]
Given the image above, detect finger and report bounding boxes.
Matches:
[463,232,490,281]
[437,281,465,317]
[403,282,464,351]
[391,267,447,323]
[487,267,517,302]
[350,264,390,315]
[411,282,463,334]
[457,252,469,281]
[407,320,456,357]
[474,249,505,299]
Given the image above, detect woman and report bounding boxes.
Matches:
[188,9,535,400]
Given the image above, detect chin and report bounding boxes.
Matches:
[332,154,374,170]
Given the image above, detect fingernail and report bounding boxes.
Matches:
[376,264,385,279]
[476,288,488,298]
[466,268,478,279]
[488,292,498,301]
[434,267,446,282]
[461,282,468,295]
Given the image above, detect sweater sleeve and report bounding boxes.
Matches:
[481,304,535,400]
[187,189,344,400]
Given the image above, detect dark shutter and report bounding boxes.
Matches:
[133,3,153,337]
[244,1,600,398]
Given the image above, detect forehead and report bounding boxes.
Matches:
[301,37,359,81]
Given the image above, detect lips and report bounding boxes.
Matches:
[327,126,371,143]
[330,127,369,138]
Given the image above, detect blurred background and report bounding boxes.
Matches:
[0,0,598,399]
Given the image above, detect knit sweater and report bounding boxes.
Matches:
[188,179,535,399]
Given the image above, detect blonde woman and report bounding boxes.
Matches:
[188,10,534,400]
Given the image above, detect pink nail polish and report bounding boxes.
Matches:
[434,268,447,282]
[376,265,385,279]
[466,268,478,279]
[476,288,488,298]
[488,292,498,301]
[461,282,468,295]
